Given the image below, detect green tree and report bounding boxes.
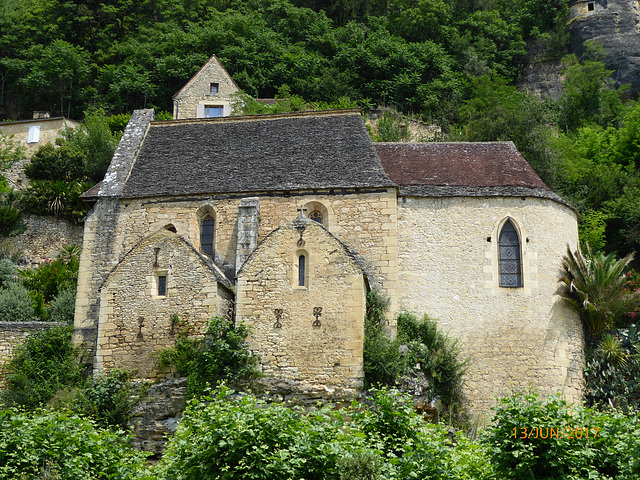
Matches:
[20,39,91,118]
[558,44,627,133]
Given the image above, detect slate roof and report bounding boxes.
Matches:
[376,142,571,206]
[121,110,395,198]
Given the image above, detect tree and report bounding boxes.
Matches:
[559,244,640,344]
[20,40,90,118]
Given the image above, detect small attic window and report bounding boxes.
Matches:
[210,83,219,94]
[587,2,595,11]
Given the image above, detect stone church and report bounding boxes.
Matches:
[74,56,584,412]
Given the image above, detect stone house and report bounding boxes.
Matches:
[74,107,583,412]
[172,54,240,120]
[0,114,81,190]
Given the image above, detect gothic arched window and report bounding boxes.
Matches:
[201,214,215,255]
[498,220,523,287]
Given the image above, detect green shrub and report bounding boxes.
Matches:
[484,389,640,480]
[1,325,85,409]
[159,316,259,398]
[76,369,139,429]
[47,287,77,323]
[363,290,405,388]
[397,312,468,411]
[0,282,35,322]
[157,386,347,480]
[0,205,19,236]
[24,142,86,182]
[363,290,467,419]
[0,258,18,287]
[20,247,79,302]
[584,324,640,413]
[0,409,147,479]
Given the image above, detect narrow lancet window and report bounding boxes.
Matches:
[498,220,523,287]
[298,254,306,287]
[201,214,214,255]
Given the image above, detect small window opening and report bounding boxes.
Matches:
[158,275,167,296]
[309,211,323,224]
[210,83,219,94]
[298,254,306,287]
[204,105,223,118]
[588,2,595,11]
[201,214,214,255]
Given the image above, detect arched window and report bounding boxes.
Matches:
[498,220,523,287]
[309,211,323,224]
[298,254,306,287]
[201,214,215,255]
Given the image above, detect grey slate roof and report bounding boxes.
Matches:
[121,110,395,198]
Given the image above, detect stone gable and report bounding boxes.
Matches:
[237,218,366,394]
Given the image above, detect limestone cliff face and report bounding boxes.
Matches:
[568,0,640,96]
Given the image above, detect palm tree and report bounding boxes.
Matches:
[559,244,640,344]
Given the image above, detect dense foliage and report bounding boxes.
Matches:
[0,409,148,480]
[158,316,260,398]
[0,0,568,121]
[363,290,467,419]
[0,325,85,409]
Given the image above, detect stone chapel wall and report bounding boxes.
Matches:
[397,195,583,415]
[111,189,398,319]
[236,220,366,395]
[95,229,232,379]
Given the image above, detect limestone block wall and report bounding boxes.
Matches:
[114,189,398,318]
[397,195,583,415]
[0,322,68,384]
[6,214,84,266]
[172,56,239,120]
[236,219,366,394]
[95,229,232,379]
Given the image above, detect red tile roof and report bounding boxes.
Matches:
[375,142,548,189]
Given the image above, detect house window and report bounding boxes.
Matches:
[298,254,306,287]
[204,105,223,118]
[498,220,523,287]
[157,275,167,296]
[27,125,40,143]
[201,214,214,255]
[309,211,323,224]
[587,2,595,11]
[210,83,219,94]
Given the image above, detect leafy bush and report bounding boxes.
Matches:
[0,409,147,480]
[484,389,640,480]
[1,325,85,409]
[0,282,35,322]
[397,312,468,411]
[76,369,140,429]
[47,287,77,323]
[24,142,86,182]
[159,316,259,398]
[157,386,348,480]
[20,246,79,302]
[584,324,640,413]
[363,291,467,418]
